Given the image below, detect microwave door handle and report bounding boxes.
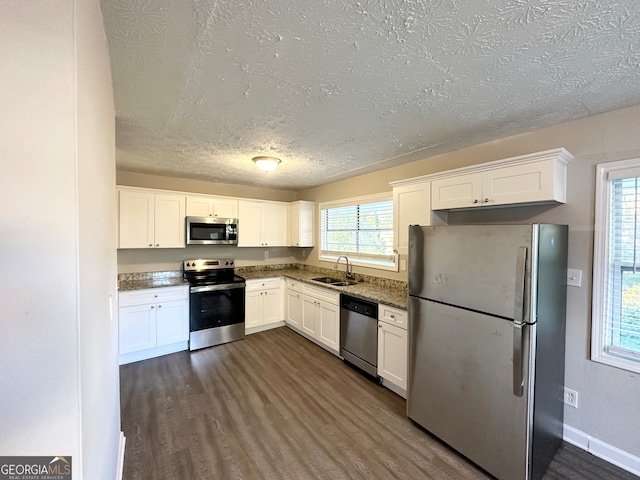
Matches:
[513,246,527,397]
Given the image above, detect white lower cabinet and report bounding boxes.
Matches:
[285,279,340,354]
[378,305,408,397]
[118,286,189,364]
[285,280,302,329]
[245,278,283,333]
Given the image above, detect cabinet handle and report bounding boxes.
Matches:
[158,305,162,308]
[473,199,479,204]
[390,314,395,319]
[148,244,153,247]
[483,198,489,203]
[150,306,154,309]
[155,244,159,247]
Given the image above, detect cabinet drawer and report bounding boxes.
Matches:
[286,279,301,291]
[302,283,340,305]
[119,286,188,307]
[246,278,280,291]
[379,304,407,330]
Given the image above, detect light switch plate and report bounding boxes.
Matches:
[567,268,582,287]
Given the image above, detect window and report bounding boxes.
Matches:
[319,194,396,271]
[593,159,640,373]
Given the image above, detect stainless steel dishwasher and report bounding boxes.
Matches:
[340,294,379,377]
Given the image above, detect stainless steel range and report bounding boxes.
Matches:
[183,259,246,350]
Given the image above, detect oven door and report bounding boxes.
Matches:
[189,283,245,350]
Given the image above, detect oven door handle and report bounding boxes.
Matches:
[190,283,246,293]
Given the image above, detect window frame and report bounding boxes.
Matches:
[318,193,398,272]
[592,158,640,374]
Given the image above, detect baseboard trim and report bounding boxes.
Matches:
[564,425,640,476]
[116,431,126,480]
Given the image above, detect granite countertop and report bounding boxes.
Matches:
[118,271,189,291]
[118,265,408,310]
[239,268,408,310]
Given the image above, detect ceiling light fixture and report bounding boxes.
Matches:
[252,156,281,172]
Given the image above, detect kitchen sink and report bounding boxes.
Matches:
[311,276,340,284]
[311,277,358,286]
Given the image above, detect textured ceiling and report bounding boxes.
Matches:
[101,0,640,190]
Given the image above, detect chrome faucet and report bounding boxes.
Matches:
[334,255,353,279]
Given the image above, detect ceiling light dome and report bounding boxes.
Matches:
[252,156,281,172]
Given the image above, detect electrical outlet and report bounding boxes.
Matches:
[564,387,578,408]
[264,250,269,259]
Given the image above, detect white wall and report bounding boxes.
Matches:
[77,0,122,477]
[0,1,120,478]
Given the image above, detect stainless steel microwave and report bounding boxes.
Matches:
[186,217,238,245]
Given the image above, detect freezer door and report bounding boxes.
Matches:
[407,296,534,480]
[408,224,535,320]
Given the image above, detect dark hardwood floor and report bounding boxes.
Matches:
[120,327,638,480]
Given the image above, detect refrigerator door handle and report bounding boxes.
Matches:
[513,246,527,325]
[513,323,524,397]
[512,246,527,397]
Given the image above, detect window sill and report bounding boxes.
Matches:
[592,350,640,374]
[319,254,398,273]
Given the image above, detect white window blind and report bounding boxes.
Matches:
[606,177,640,360]
[593,159,640,373]
[319,198,395,267]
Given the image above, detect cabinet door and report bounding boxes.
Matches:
[213,198,238,218]
[262,288,281,325]
[300,295,318,337]
[156,299,189,346]
[245,289,263,329]
[238,201,263,246]
[263,203,288,246]
[482,159,560,206]
[186,195,214,217]
[431,173,482,210]
[317,300,340,352]
[378,321,407,390]
[289,201,314,247]
[119,304,156,354]
[393,181,431,255]
[154,193,186,248]
[285,289,302,328]
[118,189,154,248]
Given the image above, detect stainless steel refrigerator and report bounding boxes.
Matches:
[407,224,568,480]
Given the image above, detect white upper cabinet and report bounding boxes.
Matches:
[289,200,315,247]
[118,188,185,249]
[391,180,436,256]
[238,200,288,247]
[430,148,572,211]
[186,195,238,218]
